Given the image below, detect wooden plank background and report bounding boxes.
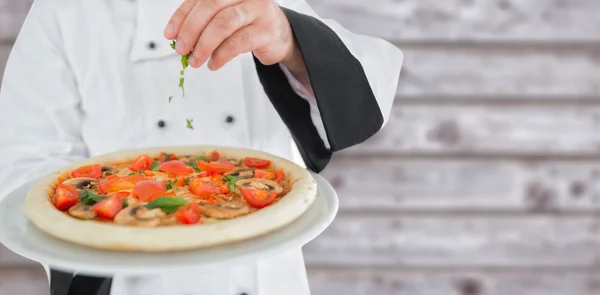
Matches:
[3,0,600,294]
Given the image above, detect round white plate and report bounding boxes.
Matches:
[0,172,338,277]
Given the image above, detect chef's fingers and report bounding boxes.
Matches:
[189,1,259,68]
[171,0,242,55]
[207,24,269,71]
[164,0,198,40]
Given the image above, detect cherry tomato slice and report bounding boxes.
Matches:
[175,203,202,225]
[274,170,284,183]
[220,184,230,194]
[159,160,193,175]
[93,194,124,220]
[241,188,277,209]
[54,184,80,210]
[208,150,220,161]
[158,152,178,163]
[175,176,186,187]
[132,180,167,202]
[196,172,209,178]
[97,175,145,194]
[113,191,131,199]
[188,179,218,197]
[71,164,103,179]
[254,169,275,180]
[195,160,235,174]
[129,154,153,171]
[244,157,271,169]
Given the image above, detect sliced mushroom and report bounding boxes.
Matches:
[198,196,251,219]
[224,168,255,179]
[227,159,241,166]
[101,166,113,172]
[62,178,98,191]
[235,178,283,194]
[178,155,196,166]
[68,202,97,220]
[114,205,166,227]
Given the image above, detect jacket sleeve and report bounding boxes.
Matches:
[253,0,403,173]
[0,1,88,200]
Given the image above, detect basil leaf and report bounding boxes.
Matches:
[185,177,191,186]
[181,54,189,69]
[151,161,160,171]
[122,198,129,209]
[223,176,240,193]
[145,197,188,214]
[197,156,207,161]
[191,161,201,172]
[79,189,106,205]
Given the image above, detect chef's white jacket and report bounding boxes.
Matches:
[0,0,403,294]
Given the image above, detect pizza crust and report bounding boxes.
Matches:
[23,145,317,252]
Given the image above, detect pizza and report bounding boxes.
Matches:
[23,146,317,252]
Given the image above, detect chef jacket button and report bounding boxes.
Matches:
[225,115,235,124]
[148,41,157,50]
[157,120,166,128]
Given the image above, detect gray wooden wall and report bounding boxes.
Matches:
[2,0,600,294]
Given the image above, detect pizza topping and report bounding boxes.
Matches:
[235,178,283,195]
[93,194,124,220]
[54,184,81,210]
[132,180,167,202]
[97,174,145,194]
[68,202,97,220]
[241,188,278,209]
[198,195,251,219]
[158,160,193,175]
[71,165,103,179]
[254,170,275,180]
[224,168,254,179]
[144,197,189,214]
[79,189,107,205]
[62,177,98,191]
[158,152,178,163]
[195,160,235,174]
[188,178,218,197]
[174,203,202,224]
[243,157,271,169]
[274,170,284,183]
[129,154,153,171]
[114,204,166,227]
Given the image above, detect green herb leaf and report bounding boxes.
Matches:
[222,176,240,193]
[186,119,194,130]
[164,153,172,162]
[79,189,106,205]
[168,96,173,103]
[197,156,207,161]
[145,197,188,214]
[185,177,191,186]
[191,161,201,172]
[165,179,174,190]
[179,77,185,96]
[170,40,176,50]
[151,161,160,171]
[181,54,189,69]
[180,70,185,76]
[122,198,129,209]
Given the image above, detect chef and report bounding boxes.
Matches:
[0,0,402,294]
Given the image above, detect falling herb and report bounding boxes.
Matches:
[145,197,189,214]
[168,96,173,103]
[151,161,161,171]
[170,40,190,97]
[222,176,241,193]
[186,119,194,130]
[79,190,106,205]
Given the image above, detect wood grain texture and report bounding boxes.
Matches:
[303,214,600,267]
[397,46,600,97]
[308,0,600,42]
[308,269,600,295]
[0,0,33,42]
[323,158,600,213]
[0,267,48,295]
[346,105,600,156]
[0,244,38,267]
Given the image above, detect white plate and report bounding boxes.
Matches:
[0,172,338,277]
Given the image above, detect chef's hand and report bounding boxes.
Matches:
[164,0,303,73]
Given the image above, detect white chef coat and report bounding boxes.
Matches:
[0,0,403,294]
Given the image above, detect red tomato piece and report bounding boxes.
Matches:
[158,152,178,163]
[208,150,220,161]
[175,203,202,225]
[97,175,145,194]
[112,191,131,199]
[195,160,235,174]
[54,184,80,210]
[241,188,277,209]
[220,184,230,194]
[106,174,119,180]
[274,170,284,183]
[196,172,209,178]
[144,170,155,176]
[188,179,218,197]
[93,194,124,220]
[159,160,193,175]
[129,154,153,171]
[244,157,271,169]
[254,169,275,180]
[132,180,167,202]
[175,176,186,187]
[71,164,103,179]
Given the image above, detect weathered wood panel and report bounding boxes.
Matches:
[0,0,32,42]
[323,158,600,213]
[0,267,48,295]
[309,0,600,42]
[397,46,600,97]
[308,269,600,295]
[346,105,600,156]
[0,244,38,267]
[303,215,600,267]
